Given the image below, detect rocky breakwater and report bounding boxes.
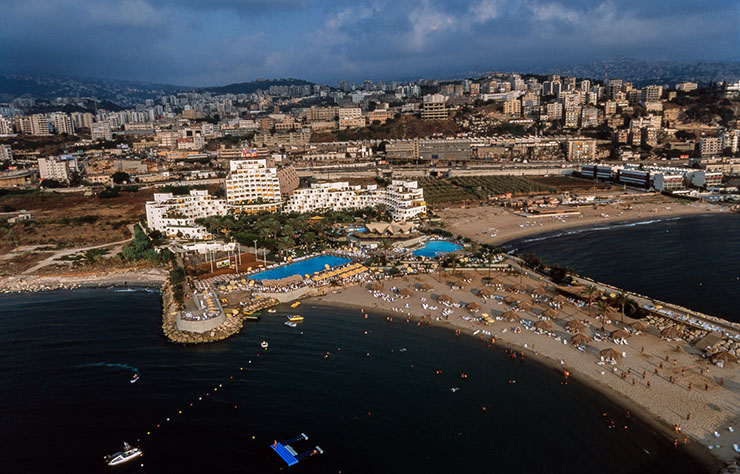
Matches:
[645,314,709,345]
[161,284,279,344]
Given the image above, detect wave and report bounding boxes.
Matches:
[76,362,138,374]
[520,217,683,243]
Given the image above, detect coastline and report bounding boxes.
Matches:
[305,297,723,472]
[0,267,168,293]
[439,198,726,248]
[310,270,740,472]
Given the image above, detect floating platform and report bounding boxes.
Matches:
[270,433,323,467]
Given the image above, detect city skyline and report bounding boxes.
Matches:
[2,0,739,87]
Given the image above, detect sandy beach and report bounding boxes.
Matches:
[313,267,740,469]
[438,195,724,247]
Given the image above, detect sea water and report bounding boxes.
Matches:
[0,289,706,473]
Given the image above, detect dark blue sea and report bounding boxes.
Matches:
[0,288,708,473]
[507,213,740,323]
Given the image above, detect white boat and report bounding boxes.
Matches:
[130,373,139,384]
[260,340,269,349]
[104,442,141,466]
[285,321,297,328]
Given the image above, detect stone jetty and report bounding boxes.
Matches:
[161,281,278,344]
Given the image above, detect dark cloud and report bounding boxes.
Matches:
[0,0,737,86]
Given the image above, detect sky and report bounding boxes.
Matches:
[1,0,739,87]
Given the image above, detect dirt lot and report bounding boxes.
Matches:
[0,189,152,253]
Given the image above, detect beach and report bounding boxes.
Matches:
[438,195,724,247]
[313,267,740,469]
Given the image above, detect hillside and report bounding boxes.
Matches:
[204,78,314,95]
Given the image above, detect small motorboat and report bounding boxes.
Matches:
[104,442,141,466]
[260,341,269,350]
[267,309,277,314]
[285,321,298,328]
[290,301,301,308]
[130,373,139,384]
[287,315,304,322]
[450,387,460,392]
[243,313,261,321]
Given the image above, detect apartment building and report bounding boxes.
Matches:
[283,180,426,221]
[91,122,113,141]
[145,189,228,240]
[38,156,78,182]
[421,94,448,120]
[51,113,75,135]
[380,180,427,220]
[225,159,282,205]
[700,137,723,157]
[565,139,596,161]
[283,182,378,213]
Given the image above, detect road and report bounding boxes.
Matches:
[21,224,136,275]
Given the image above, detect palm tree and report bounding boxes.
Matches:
[615,291,629,323]
[582,285,599,319]
[597,299,611,319]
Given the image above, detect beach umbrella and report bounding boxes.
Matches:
[503,310,519,322]
[518,301,533,311]
[510,283,527,293]
[531,286,547,296]
[478,288,496,298]
[448,279,466,288]
[610,329,631,340]
[504,295,519,305]
[629,321,648,333]
[483,277,500,287]
[571,333,591,346]
[368,281,383,291]
[534,320,552,330]
[552,295,568,305]
[399,288,414,298]
[438,294,453,304]
[418,283,433,291]
[565,320,587,332]
[599,348,622,361]
[465,302,481,312]
[661,327,683,340]
[542,308,559,319]
[710,351,739,365]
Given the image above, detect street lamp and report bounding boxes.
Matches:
[253,239,258,264]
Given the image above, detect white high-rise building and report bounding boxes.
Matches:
[91,122,113,141]
[51,113,75,135]
[0,117,13,135]
[225,159,282,205]
[38,156,78,182]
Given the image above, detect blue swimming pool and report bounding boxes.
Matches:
[249,255,351,281]
[413,240,462,257]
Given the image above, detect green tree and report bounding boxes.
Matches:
[111,171,130,184]
[582,285,599,319]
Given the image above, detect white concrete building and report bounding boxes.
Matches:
[225,159,282,205]
[38,156,78,182]
[380,180,427,220]
[91,122,112,141]
[283,182,378,213]
[283,179,426,221]
[145,189,229,240]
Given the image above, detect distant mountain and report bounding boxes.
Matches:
[0,73,186,105]
[203,78,314,95]
[536,58,740,86]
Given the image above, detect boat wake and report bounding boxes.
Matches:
[76,362,139,374]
